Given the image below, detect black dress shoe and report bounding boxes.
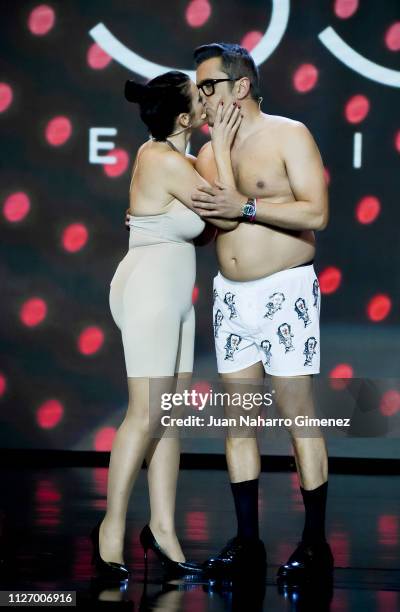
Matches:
[204,536,266,578]
[276,540,334,586]
[89,519,130,582]
[139,524,203,577]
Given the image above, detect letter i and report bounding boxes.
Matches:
[353,132,362,169]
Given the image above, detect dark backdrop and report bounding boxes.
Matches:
[1,0,399,454]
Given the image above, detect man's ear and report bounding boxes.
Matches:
[236,77,251,100]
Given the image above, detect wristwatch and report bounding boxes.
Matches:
[240,198,257,222]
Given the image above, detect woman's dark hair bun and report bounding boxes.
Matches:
[124,71,192,141]
[124,80,149,104]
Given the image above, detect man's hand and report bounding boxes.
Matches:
[191,180,245,219]
[125,208,130,231]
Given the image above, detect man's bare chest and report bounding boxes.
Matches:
[230,145,292,200]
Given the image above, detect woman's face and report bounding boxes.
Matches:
[188,80,207,128]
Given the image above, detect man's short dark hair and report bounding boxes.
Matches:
[194,43,261,102]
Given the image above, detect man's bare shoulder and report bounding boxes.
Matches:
[260,113,309,135]
[250,114,313,153]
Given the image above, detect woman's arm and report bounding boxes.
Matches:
[194,142,238,233]
[164,151,238,232]
[210,101,241,188]
[195,102,242,231]
[164,151,238,231]
[166,103,242,234]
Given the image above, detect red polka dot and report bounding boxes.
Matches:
[192,380,212,394]
[87,43,112,69]
[367,294,391,322]
[3,192,31,222]
[334,0,359,19]
[0,373,7,397]
[37,399,63,429]
[20,297,47,327]
[385,22,400,52]
[380,390,400,416]
[200,124,209,135]
[330,363,354,378]
[78,326,104,355]
[185,0,211,27]
[344,95,370,124]
[293,64,319,93]
[318,267,342,294]
[355,196,381,224]
[62,223,88,252]
[28,5,55,36]
[324,167,331,186]
[94,426,116,451]
[192,286,199,304]
[241,31,263,52]
[395,130,400,153]
[103,148,130,177]
[45,116,72,146]
[329,363,353,390]
[0,83,13,112]
[190,380,212,409]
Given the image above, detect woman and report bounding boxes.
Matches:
[90,70,241,581]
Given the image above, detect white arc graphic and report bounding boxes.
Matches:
[319,27,400,88]
[89,0,290,80]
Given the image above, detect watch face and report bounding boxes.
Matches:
[243,203,255,216]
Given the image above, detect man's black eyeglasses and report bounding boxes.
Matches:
[197,77,242,97]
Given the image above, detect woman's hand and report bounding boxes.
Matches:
[211,101,242,157]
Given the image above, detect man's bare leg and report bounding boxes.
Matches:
[224,361,264,484]
[204,361,267,577]
[272,374,333,585]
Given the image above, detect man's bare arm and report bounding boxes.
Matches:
[252,122,328,230]
[192,123,329,231]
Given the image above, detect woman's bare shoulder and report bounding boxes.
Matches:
[185,153,197,166]
[137,140,188,169]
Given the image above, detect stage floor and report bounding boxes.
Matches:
[0,467,398,610]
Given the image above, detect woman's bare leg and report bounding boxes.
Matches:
[98,376,174,564]
[145,436,184,561]
[145,372,192,562]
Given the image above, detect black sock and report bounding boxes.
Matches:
[230,478,259,542]
[300,480,328,545]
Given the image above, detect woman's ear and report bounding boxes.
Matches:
[178,112,191,128]
[236,77,251,100]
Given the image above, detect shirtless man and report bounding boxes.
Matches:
[191,43,333,586]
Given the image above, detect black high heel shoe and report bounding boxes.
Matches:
[139,524,202,577]
[90,519,130,581]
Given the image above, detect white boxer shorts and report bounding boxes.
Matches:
[212,262,321,376]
